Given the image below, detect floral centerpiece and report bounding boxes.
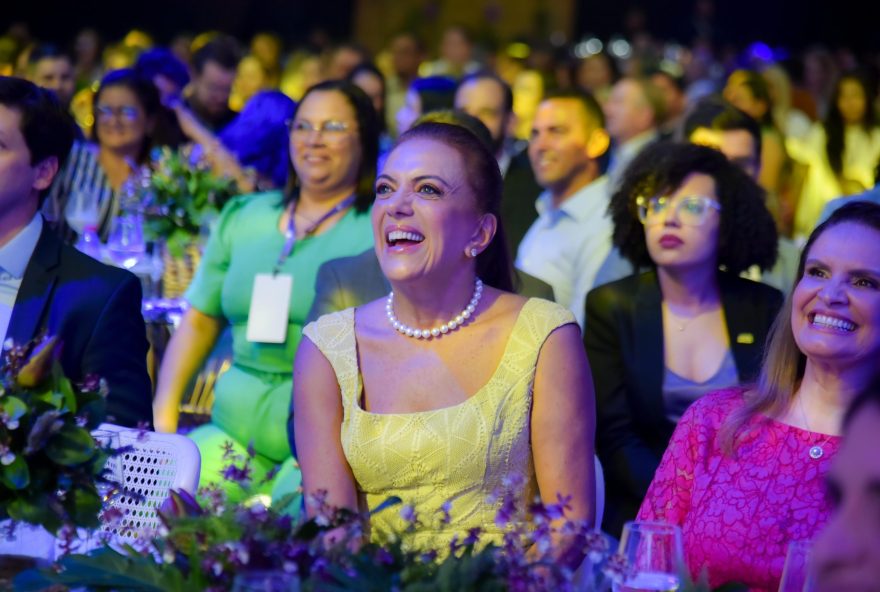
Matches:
[16,446,745,591]
[142,146,239,298]
[0,337,110,535]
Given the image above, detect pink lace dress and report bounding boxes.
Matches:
[637,388,839,591]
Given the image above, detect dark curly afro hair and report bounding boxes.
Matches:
[609,141,778,274]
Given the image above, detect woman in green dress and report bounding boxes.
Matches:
[153,80,380,504]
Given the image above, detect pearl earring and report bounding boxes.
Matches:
[470,248,478,257]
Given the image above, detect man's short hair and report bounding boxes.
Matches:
[27,43,73,67]
[0,77,75,203]
[542,88,605,130]
[192,35,241,74]
[0,76,74,167]
[457,71,513,115]
[682,96,763,158]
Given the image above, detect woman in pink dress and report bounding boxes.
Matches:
[638,201,880,591]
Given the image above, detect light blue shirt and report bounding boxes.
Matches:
[0,214,43,345]
[817,186,880,227]
[516,176,631,328]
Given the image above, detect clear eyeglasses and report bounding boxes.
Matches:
[636,195,722,226]
[95,105,141,122]
[288,119,353,142]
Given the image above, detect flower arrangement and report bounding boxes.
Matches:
[142,145,238,258]
[15,445,746,591]
[0,337,110,535]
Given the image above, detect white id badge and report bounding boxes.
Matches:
[246,273,293,343]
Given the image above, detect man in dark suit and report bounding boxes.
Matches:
[0,76,152,427]
[454,72,543,254]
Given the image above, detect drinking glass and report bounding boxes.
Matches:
[614,522,684,592]
[778,541,816,592]
[64,189,101,235]
[106,213,146,269]
[231,570,300,592]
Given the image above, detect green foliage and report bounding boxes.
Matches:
[143,146,238,257]
[0,337,108,534]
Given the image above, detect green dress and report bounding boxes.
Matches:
[185,191,374,504]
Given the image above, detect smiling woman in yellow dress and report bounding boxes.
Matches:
[294,122,596,557]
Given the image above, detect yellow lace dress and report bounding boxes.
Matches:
[301,298,576,553]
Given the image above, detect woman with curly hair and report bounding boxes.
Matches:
[584,141,783,535]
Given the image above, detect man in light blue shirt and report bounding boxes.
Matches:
[0,214,43,344]
[516,90,632,328]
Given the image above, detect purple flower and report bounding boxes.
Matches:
[438,500,452,525]
[462,527,482,547]
[400,505,418,525]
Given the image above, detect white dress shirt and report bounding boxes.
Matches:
[516,176,619,328]
[0,214,43,344]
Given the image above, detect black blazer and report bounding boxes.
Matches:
[6,223,153,428]
[584,270,783,535]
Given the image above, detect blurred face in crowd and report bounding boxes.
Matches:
[642,173,721,272]
[790,222,880,371]
[329,46,364,80]
[192,60,236,117]
[651,72,685,121]
[0,104,57,230]
[440,27,472,68]
[455,77,510,156]
[837,78,868,126]
[813,402,880,592]
[30,57,75,107]
[234,55,267,105]
[373,137,492,284]
[290,89,362,196]
[396,88,421,135]
[391,34,422,80]
[528,97,608,202]
[352,70,385,121]
[689,127,760,180]
[604,78,655,143]
[94,85,152,155]
[576,54,614,93]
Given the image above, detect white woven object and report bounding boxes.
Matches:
[94,424,200,543]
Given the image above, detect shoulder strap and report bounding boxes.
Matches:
[301,308,359,408]
[504,298,577,370]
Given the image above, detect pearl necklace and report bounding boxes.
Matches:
[386,278,483,339]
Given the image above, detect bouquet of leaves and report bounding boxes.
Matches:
[143,145,238,258]
[0,336,110,535]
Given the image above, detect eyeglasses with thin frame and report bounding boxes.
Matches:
[636,195,722,226]
[95,105,141,122]
[288,119,355,142]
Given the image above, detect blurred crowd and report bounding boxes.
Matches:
[2,20,879,241]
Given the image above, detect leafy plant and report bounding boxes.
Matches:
[142,145,238,258]
[0,336,109,534]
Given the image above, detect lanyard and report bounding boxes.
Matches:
[273,194,356,274]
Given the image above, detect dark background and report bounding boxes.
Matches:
[3,0,876,52]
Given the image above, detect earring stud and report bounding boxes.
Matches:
[470,248,478,257]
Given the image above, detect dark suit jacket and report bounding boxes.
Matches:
[6,224,153,428]
[500,149,543,255]
[307,248,555,323]
[584,270,783,535]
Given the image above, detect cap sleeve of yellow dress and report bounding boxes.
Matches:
[302,298,576,554]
